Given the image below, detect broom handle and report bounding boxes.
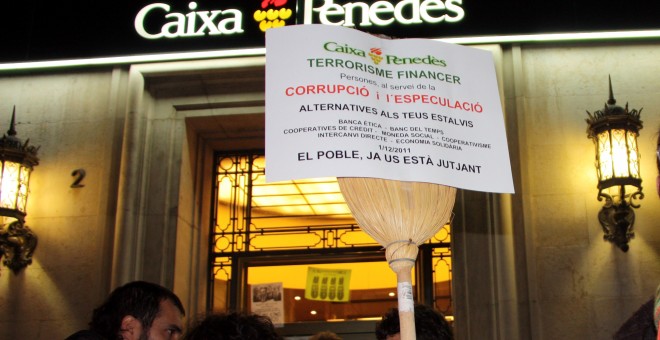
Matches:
[395,262,416,340]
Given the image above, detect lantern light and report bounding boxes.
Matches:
[585,77,643,252]
[0,106,39,273]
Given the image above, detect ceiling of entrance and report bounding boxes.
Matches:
[146,63,353,219]
[146,65,266,98]
[147,64,267,151]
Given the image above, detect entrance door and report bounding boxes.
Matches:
[208,152,453,337]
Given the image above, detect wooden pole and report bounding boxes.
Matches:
[388,243,418,340]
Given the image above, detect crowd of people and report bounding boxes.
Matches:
[64,280,454,340]
[63,131,660,339]
[61,260,659,339]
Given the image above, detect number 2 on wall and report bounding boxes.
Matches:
[71,168,86,188]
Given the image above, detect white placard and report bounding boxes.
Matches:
[266,24,514,193]
[251,282,284,326]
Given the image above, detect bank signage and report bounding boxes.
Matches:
[300,0,465,27]
[134,3,246,39]
[2,0,659,64]
[134,0,296,39]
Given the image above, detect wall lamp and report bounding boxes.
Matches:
[585,77,643,252]
[0,107,39,273]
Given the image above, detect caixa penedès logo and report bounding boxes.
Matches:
[323,42,447,67]
[254,0,293,32]
[303,0,465,27]
[134,1,295,39]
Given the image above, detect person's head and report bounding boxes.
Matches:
[183,311,282,340]
[309,330,342,340]
[375,304,453,340]
[89,280,185,340]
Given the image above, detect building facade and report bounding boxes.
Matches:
[1,1,659,339]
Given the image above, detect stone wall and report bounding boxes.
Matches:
[515,42,660,339]
[0,68,127,338]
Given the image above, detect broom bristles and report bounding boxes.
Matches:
[337,177,456,262]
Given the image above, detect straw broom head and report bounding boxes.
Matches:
[337,177,456,265]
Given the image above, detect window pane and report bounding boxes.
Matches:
[210,152,452,320]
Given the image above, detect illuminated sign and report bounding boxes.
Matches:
[134,2,244,39]
[302,0,464,27]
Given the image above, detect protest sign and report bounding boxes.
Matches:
[266,24,513,193]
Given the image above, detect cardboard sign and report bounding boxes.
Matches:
[266,24,514,193]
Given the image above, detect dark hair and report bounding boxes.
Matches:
[184,311,283,340]
[309,330,342,340]
[64,330,104,340]
[613,298,657,339]
[375,304,453,340]
[89,281,185,339]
